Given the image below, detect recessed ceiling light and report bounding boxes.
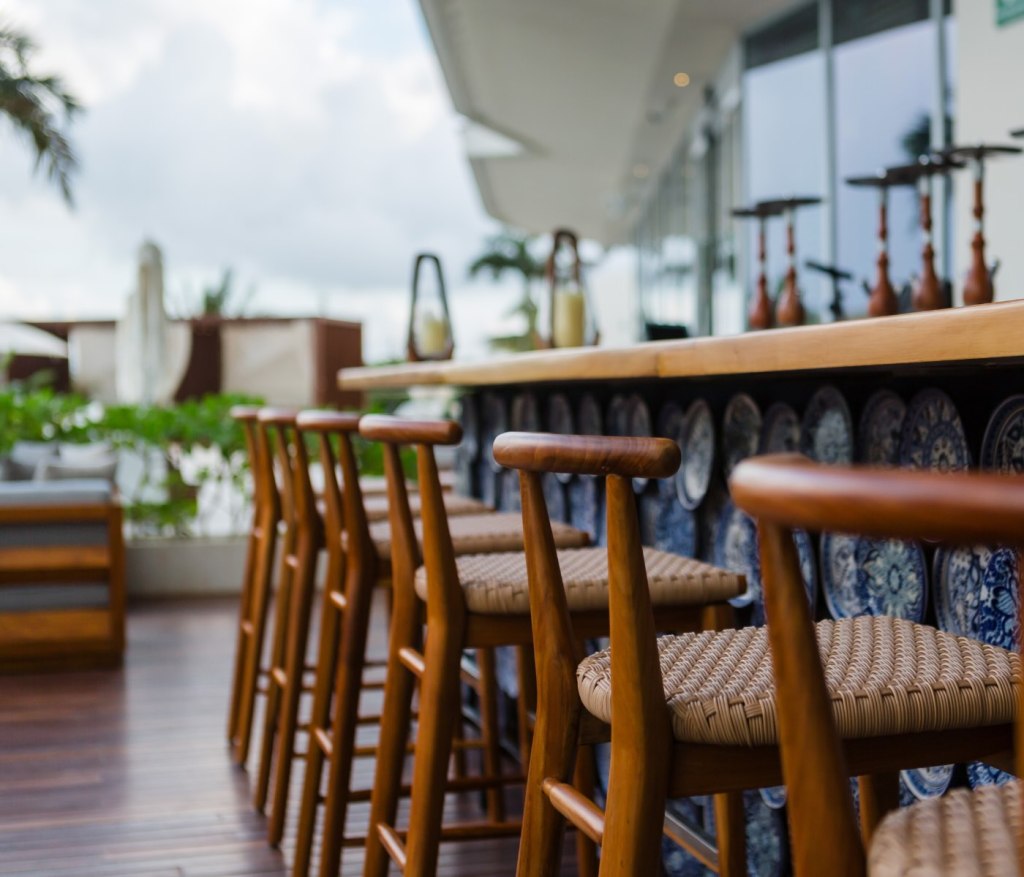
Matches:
[673,72,691,88]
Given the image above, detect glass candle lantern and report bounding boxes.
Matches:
[406,252,454,362]
[545,228,598,348]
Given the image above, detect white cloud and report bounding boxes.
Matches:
[0,0,514,362]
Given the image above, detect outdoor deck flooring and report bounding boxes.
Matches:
[0,597,577,876]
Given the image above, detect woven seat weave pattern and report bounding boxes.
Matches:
[366,512,589,559]
[363,492,489,523]
[577,616,1019,746]
[413,547,745,615]
[869,780,1023,877]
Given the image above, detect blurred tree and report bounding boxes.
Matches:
[0,23,80,204]
[468,229,545,352]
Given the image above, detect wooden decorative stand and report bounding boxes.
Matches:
[759,196,821,327]
[733,201,784,330]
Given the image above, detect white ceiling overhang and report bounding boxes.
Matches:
[419,0,801,245]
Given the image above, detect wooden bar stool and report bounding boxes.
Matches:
[495,435,1018,877]
[258,413,489,851]
[253,410,325,832]
[290,412,540,877]
[228,406,283,767]
[730,456,1021,876]
[359,417,744,877]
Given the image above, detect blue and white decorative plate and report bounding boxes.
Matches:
[676,399,715,510]
[607,394,630,437]
[821,533,927,622]
[481,392,508,473]
[702,792,788,877]
[478,459,498,508]
[801,385,854,464]
[499,468,521,513]
[898,389,970,471]
[968,761,1014,790]
[901,764,955,801]
[629,395,653,494]
[510,392,540,432]
[656,403,685,498]
[651,490,698,558]
[760,784,787,810]
[578,394,603,436]
[722,394,761,480]
[698,478,729,565]
[715,501,814,621]
[547,394,576,484]
[858,389,906,465]
[458,394,480,461]
[982,394,1024,473]
[569,475,604,544]
[760,402,801,454]
[542,472,567,523]
[934,544,1018,640]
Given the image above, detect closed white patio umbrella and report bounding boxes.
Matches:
[0,321,68,358]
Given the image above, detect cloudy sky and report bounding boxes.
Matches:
[0,0,523,361]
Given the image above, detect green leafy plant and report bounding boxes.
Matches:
[0,22,81,204]
[468,228,545,352]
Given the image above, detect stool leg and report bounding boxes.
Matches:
[361,591,422,877]
[316,561,377,877]
[254,554,295,811]
[712,792,746,877]
[268,534,320,845]
[292,563,345,877]
[233,517,278,765]
[401,612,465,877]
[227,523,259,743]
[476,647,507,823]
[515,657,580,877]
[857,773,900,844]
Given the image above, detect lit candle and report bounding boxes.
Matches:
[418,312,449,357]
[552,286,586,348]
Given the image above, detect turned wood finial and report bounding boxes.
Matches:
[733,202,784,330]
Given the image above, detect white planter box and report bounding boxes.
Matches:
[126,535,248,597]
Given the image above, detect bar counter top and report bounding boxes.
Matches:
[338,299,1024,390]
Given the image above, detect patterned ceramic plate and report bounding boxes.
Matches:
[657,403,684,499]
[607,394,630,437]
[981,394,1024,473]
[639,490,698,557]
[569,476,604,544]
[933,545,1018,641]
[629,395,653,494]
[898,388,970,471]
[676,399,715,510]
[578,394,603,436]
[721,394,761,480]
[968,761,1014,791]
[760,402,800,454]
[458,394,480,461]
[800,385,853,464]
[542,471,567,523]
[547,393,576,484]
[478,458,498,508]
[759,785,787,810]
[858,389,905,465]
[510,392,540,432]
[481,392,508,473]
[820,533,928,621]
[702,792,789,877]
[901,765,955,801]
[715,502,815,620]
[698,478,729,565]
[499,468,520,513]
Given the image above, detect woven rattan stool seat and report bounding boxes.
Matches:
[362,492,489,523]
[361,512,589,560]
[868,779,1023,876]
[577,616,1019,746]
[413,547,745,615]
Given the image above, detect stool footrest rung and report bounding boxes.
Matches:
[376,824,407,870]
[543,779,605,844]
[313,727,332,758]
[398,646,425,678]
[329,590,347,611]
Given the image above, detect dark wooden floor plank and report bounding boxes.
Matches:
[0,597,579,877]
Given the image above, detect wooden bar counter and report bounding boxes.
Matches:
[340,299,1024,874]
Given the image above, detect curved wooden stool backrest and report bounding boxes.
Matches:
[358,415,463,620]
[494,431,682,876]
[730,455,1024,876]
